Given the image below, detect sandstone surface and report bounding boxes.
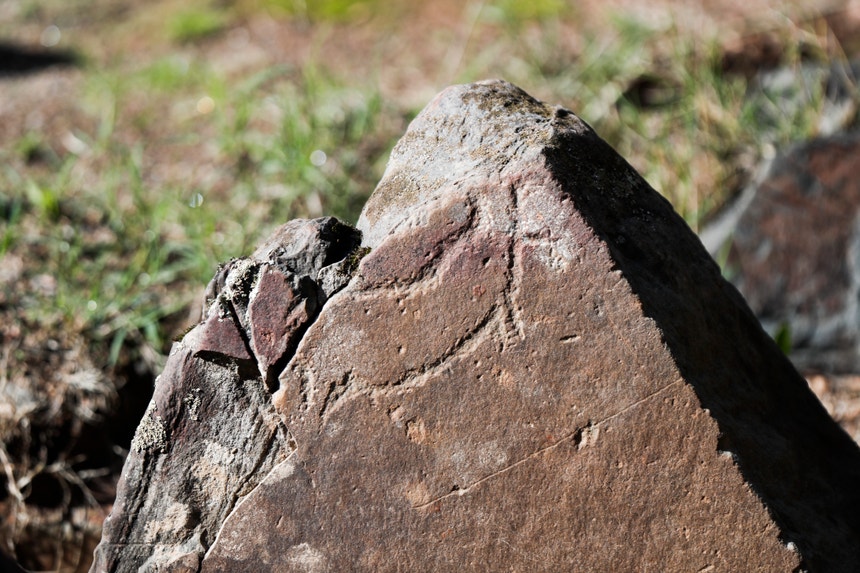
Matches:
[93,80,860,572]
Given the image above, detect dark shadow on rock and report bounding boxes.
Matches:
[544,130,860,572]
[0,42,80,76]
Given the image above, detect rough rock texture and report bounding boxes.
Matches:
[700,133,860,449]
[95,81,860,572]
[90,217,362,572]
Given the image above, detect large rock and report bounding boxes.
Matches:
[700,133,860,446]
[91,217,362,571]
[93,80,860,572]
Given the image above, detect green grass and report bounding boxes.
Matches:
[168,6,228,43]
[485,0,570,24]
[1,3,842,376]
[249,0,387,21]
[0,58,393,372]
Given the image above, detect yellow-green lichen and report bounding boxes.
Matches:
[346,246,372,271]
[184,388,202,421]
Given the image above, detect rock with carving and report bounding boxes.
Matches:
[94,81,860,572]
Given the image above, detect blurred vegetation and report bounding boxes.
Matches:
[168,7,228,43]
[0,0,851,373]
[0,0,850,371]
[1,62,392,372]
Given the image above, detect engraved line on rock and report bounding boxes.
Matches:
[412,378,683,509]
[500,182,526,345]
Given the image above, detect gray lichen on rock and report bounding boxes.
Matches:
[183,388,202,421]
[130,401,167,454]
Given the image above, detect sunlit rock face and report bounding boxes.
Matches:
[93,81,860,573]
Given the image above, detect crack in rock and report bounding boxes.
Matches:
[91,217,362,572]
[411,381,680,510]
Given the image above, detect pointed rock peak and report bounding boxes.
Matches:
[357,79,591,247]
[94,81,860,573]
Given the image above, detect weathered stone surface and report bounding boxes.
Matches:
[701,133,860,449]
[206,81,860,571]
[90,217,362,572]
[96,81,860,572]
